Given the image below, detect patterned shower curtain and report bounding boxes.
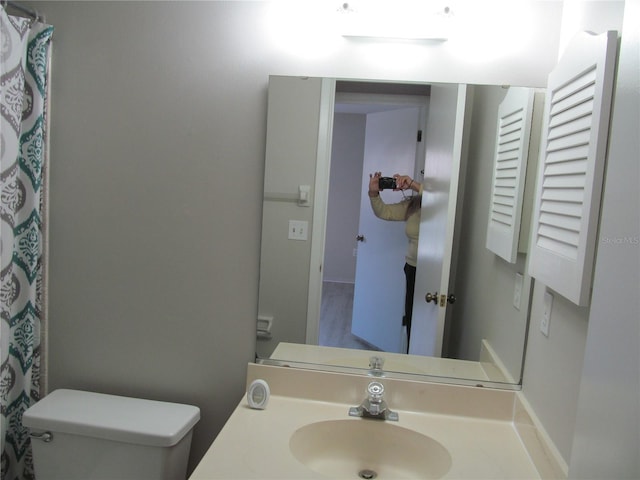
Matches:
[0,8,53,480]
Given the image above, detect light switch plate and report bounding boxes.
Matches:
[288,220,308,241]
[541,290,553,337]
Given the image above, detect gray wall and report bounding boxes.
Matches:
[522,1,628,468]
[39,2,266,470]
[26,0,636,475]
[255,76,324,358]
[448,85,533,382]
[567,0,639,476]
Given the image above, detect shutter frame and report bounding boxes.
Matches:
[528,30,618,306]
[486,87,537,263]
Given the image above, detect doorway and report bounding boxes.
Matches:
[319,84,429,352]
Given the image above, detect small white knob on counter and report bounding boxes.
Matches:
[246,379,270,409]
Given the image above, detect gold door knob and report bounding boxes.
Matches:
[425,292,438,303]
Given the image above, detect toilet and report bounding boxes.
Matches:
[23,389,200,480]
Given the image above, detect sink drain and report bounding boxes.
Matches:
[358,469,378,479]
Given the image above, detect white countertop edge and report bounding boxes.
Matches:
[514,392,569,479]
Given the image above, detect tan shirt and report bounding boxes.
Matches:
[369,195,421,267]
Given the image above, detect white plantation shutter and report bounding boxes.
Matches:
[528,31,618,306]
[486,87,537,263]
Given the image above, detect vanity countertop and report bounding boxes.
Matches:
[189,363,566,479]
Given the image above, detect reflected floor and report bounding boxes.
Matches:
[320,281,380,351]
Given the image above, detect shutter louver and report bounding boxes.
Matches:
[492,108,523,227]
[536,67,595,260]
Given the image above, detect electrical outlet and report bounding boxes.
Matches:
[298,185,311,206]
[540,290,553,337]
[513,273,523,310]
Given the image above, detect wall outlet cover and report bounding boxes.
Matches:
[513,273,524,310]
[540,290,553,337]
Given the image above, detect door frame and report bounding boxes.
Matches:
[306,82,431,347]
[305,78,336,345]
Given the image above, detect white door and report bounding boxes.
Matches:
[351,107,421,352]
[410,84,469,357]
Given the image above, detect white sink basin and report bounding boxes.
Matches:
[289,419,452,479]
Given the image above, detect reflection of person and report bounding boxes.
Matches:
[368,172,422,348]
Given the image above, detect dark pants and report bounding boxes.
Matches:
[403,263,416,347]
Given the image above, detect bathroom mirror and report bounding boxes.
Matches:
[257,76,538,388]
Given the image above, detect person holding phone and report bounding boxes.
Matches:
[367,172,422,348]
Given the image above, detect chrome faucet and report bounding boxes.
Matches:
[349,381,399,421]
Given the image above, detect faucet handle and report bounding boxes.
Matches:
[349,381,398,421]
[369,356,385,370]
[367,381,385,403]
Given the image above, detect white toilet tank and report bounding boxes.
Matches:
[23,389,200,480]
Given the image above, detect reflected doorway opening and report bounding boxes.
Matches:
[319,81,430,352]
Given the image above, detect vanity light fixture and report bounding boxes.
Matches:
[337,1,453,42]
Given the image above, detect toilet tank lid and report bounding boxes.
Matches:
[23,389,201,447]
